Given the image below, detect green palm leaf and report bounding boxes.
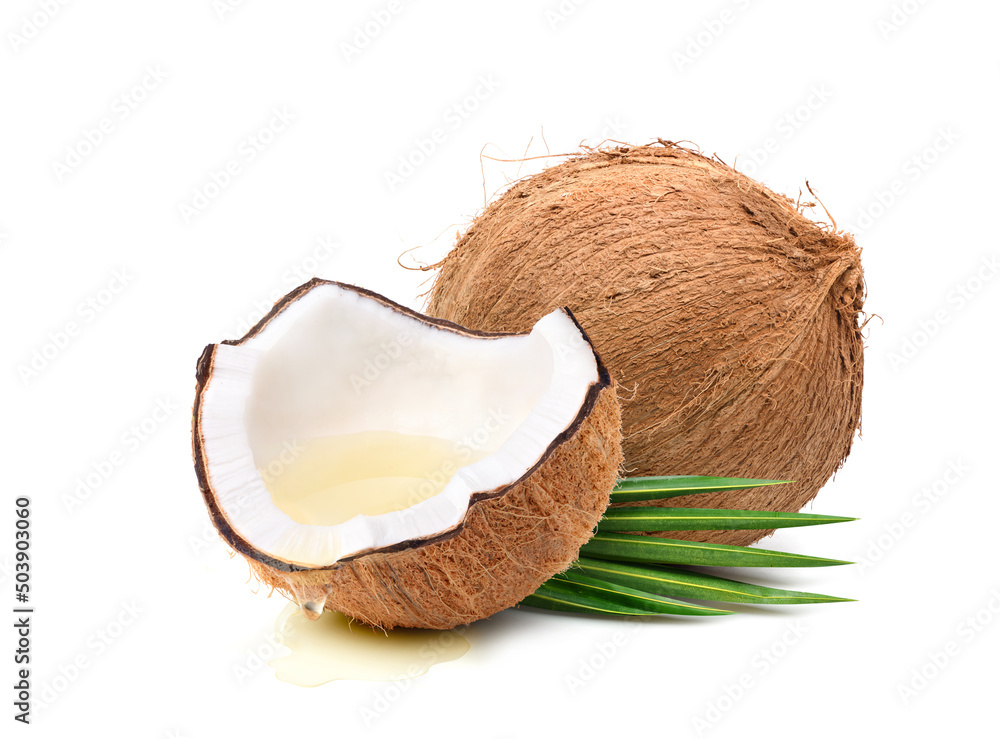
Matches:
[520,590,657,617]
[599,507,855,532]
[572,558,852,605]
[522,571,731,617]
[520,475,856,618]
[610,476,788,504]
[579,532,851,568]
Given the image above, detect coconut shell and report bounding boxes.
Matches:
[193,281,623,630]
[426,142,864,547]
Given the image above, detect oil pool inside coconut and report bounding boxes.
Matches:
[259,430,487,526]
[270,603,470,687]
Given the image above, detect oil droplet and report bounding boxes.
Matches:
[269,603,470,687]
[300,601,324,621]
[280,576,332,622]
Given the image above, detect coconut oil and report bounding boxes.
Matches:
[259,430,485,526]
[269,602,470,686]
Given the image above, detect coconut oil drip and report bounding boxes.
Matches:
[281,576,333,622]
[258,430,487,527]
[269,603,470,686]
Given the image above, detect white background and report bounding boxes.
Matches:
[3,1,998,737]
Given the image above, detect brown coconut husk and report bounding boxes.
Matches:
[193,280,623,629]
[426,142,864,547]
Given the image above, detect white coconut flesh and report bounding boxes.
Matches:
[198,282,600,568]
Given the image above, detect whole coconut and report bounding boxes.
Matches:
[426,142,864,547]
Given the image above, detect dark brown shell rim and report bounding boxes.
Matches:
[192,278,612,573]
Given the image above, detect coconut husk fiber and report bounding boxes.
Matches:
[426,141,864,547]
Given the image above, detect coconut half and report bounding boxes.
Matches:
[193,279,621,629]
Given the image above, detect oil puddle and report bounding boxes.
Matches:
[269,603,470,687]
